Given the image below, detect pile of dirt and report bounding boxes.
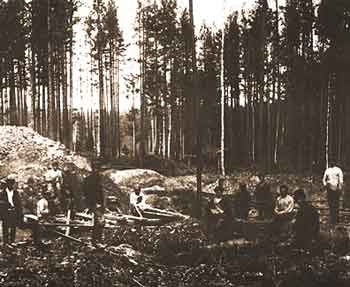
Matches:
[0,126,90,185]
[103,169,166,190]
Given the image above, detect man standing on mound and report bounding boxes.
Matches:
[323,160,343,225]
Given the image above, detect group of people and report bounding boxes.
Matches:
[0,158,346,249]
[0,160,106,247]
[205,161,345,248]
[0,162,69,247]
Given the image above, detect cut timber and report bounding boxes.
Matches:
[75,212,93,220]
[143,210,179,218]
[40,223,92,228]
[53,230,85,244]
[65,209,71,236]
[75,212,162,224]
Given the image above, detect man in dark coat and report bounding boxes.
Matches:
[236,183,251,220]
[83,161,105,244]
[0,175,23,246]
[294,189,320,249]
[255,174,274,219]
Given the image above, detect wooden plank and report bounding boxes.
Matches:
[40,223,92,228]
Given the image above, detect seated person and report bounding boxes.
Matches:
[204,178,230,239]
[236,183,251,220]
[37,192,50,220]
[255,174,274,219]
[129,187,188,219]
[23,190,50,246]
[130,188,145,217]
[293,189,319,249]
[210,183,225,216]
[274,185,294,216]
[271,184,295,236]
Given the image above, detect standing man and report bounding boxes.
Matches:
[0,175,23,246]
[83,160,105,245]
[323,161,343,225]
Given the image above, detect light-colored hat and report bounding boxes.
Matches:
[7,174,16,184]
[7,174,16,180]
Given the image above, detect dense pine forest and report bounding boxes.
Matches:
[0,0,349,173]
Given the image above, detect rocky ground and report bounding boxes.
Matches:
[1,126,350,286]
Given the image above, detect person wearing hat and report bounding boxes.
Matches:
[0,175,23,246]
[293,189,319,249]
[82,160,105,244]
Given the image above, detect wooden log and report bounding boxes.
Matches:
[65,209,71,236]
[75,212,93,220]
[142,210,177,218]
[53,230,85,243]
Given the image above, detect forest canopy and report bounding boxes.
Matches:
[0,0,349,173]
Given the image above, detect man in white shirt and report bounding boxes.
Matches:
[272,185,295,237]
[130,188,145,217]
[37,193,50,220]
[45,162,63,193]
[274,185,294,216]
[323,161,343,225]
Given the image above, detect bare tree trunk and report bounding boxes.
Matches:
[63,45,69,147]
[189,0,202,216]
[9,58,17,125]
[48,0,54,139]
[325,84,330,169]
[220,12,225,176]
[139,3,145,167]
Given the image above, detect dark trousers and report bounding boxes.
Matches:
[271,213,293,237]
[2,209,17,245]
[92,208,104,244]
[327,189,340,225]
[24,218,41,245]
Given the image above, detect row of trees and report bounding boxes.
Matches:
[82,0,124,158]
[0,0,125,159]
[129,0,350,172]
[0,0,77,147]
[1,0,349,172]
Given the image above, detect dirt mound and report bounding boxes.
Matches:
[0,125,90,190]
[103,169,166,189]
